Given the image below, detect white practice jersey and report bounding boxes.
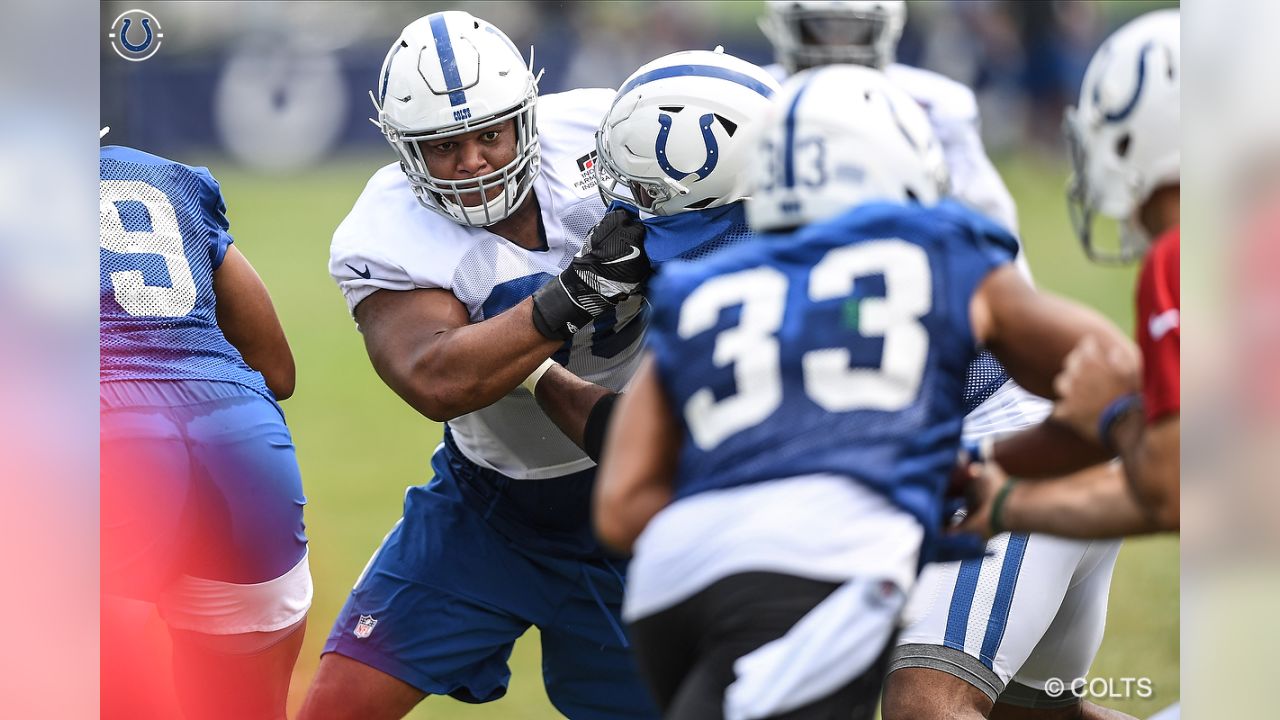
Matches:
[330,88,645,480]
[883,63,1019,234]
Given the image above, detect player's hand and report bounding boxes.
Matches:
[531,208,652,340]
[1050,335,1142,443]
[950,460,1008,541]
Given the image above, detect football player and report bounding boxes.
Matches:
[959,9,1181,542]
[760,0,1018,234]
[594,65,1132,720]
[760,3,1131,717]
[527,49,781,456]
[100,144,310,719]
[954,13,1181,716]
[298,11,656,720]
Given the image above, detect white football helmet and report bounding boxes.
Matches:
[371,11,540,227]
[747,64,947,232]
[1064,9,1179,263]
[596,49,780,216]
[759,0,906,72]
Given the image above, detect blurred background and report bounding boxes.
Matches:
[102,0,1176,168]
[100,2,1179,718]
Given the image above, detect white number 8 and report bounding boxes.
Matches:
[677,239,932,450]
[100,180,197,318]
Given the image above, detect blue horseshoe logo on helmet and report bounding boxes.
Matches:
[120,18,154,53]
[655,112,718,181]
[1093,42,1157,124]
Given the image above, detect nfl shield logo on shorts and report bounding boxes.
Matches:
[354,614,378,639]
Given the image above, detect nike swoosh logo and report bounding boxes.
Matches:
[601,247,641,265]
[1148,308,1179,341]
[347,263,372,280]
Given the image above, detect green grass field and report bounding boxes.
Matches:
[205,152,1177,718]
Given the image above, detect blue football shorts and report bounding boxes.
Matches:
[323,430,658,719]
[100,379,310,634]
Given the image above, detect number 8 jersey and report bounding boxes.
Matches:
[99,146,274,406]
[646,199,1017,544]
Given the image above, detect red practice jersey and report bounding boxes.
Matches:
[1136,227,1180,423]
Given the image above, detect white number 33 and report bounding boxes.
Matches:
[677,239,932,450]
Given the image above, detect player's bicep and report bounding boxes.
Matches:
[213,245,295,399]
[354,287,470,391]
[974,264,1131,398]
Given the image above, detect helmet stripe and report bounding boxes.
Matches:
[782,73,816,188]
[617,64,775,101]
[379,41,404,105]
[428,13,468,107]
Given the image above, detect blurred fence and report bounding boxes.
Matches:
[101,1,1173,171]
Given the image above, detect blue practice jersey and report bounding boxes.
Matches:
[99,146,275,406]
[646,199,1018,549]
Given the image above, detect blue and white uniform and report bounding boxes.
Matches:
[862,65,1120,710]
[626,199,1018,717]
[767,60,1121,707]
[325,89,659,718]
[100,146,310,635]
[892,383,1122,706]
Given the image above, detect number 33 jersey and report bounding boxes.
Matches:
[329,89,644,480]
[99,146,274,405]
[646,200,1018,540]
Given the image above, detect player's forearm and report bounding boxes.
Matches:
[532,365,614,455]
[595,479,672,554]
[593,357,678,553]
[408,299,561,420]
[1113,412,1181,531]
[991,418,1112,478]
[1001,462,1160,538]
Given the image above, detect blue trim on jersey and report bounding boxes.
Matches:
[979,533,1029,669]
[962,350,1010,414]
[428,13,468,107]
[1097,42,1154,123]
[782,74,815,188]
[480,272,555,319]
[616,64,775,101]
[944,556,983,651]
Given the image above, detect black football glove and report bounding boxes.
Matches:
[531,208,652,341]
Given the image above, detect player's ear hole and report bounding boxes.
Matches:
[1115,133,1131,159]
